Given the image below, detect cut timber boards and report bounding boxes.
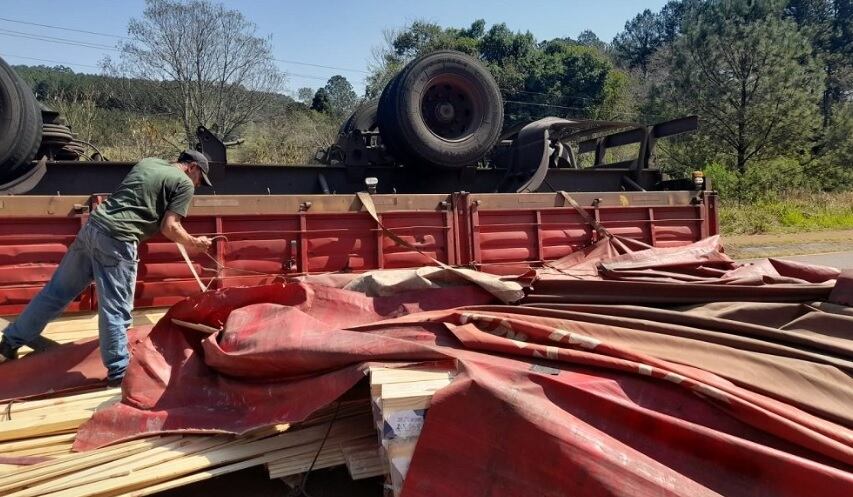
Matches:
[0,388,121,445]
[0,362,452,496]
[369,364,455,496]
[0,391,385,497]
[0,308,167,356]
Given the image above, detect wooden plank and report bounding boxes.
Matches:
[0,433,76,452]
[368,366,454,495]
[10,437,223,497]
[106,442,342,497]
[340,436,386,480]
[369,367,454,386]
[13,309,166,356]
[32,415,374,497]
[0,411,93,442]
[1,442,74,457]
[379,379,451,401]
[267,449,346,478]
[264,418,376,479]
[5,396,120,419]
[1,388,119,417]
[0,438,170,494]
[377,378,451,412]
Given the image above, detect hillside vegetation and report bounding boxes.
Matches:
[11,0,853,234]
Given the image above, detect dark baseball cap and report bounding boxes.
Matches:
[178,150,212,187]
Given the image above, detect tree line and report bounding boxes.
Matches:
[10,0,852,198]
[358,0,851,197]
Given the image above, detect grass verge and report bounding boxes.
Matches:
[719,192,853,235]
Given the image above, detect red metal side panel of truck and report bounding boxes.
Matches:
[0,192,717,314]
[463,191,712,266]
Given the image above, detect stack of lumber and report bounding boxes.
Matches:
[0,389,376,496]
[368,365,455,496]
[0,388,122,475]
[0,363,455,496]
[0,308,168,356]
[263,414,384,480]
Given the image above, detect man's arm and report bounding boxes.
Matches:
[160,210,211,254]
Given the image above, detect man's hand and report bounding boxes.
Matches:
[161,211,212,255]
[188,236,212,255]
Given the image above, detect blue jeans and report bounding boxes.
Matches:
[3,222,138,380]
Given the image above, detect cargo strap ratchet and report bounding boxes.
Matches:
[557,191,612,240]
[356,191,452,269]
[557,191,634,253]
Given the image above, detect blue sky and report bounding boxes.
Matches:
[0,0,668,96]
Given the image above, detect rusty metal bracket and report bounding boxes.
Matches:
[196,126,226,184]
[497,117,577,193]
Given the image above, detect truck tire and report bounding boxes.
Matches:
[378,50,503,168]
[340,99,379,134]
[0,57,42,183]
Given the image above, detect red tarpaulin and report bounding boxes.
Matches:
[1,238,850,497]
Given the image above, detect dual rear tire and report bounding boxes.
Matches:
[0,56,42,184]
[377,50,503,169]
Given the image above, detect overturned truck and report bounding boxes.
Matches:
[0,51,716,313]
[1,51,701,196]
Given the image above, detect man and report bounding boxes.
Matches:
[0,150,213,386]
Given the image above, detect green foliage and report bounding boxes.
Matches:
[702,162,740,199]
[310,88,331,114]
[576,30,607,52]
[13,65,162,112]
[785,0,853,124]
[814,102,853,189]
[234,110,338,165]
[719,192,853,234]
[738,157,812,201]
[618,0,850,193]
[322,75,358,118]
[665,1,823,172]
[703,157,810,203]
[366,19,628,126]
[612,9,664,75]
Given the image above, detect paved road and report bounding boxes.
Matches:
[742,250,852,270]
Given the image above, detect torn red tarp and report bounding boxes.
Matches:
[528,236,839,304]
[70,280,853,496]
[0,283,493,403]
[541,235,841,284]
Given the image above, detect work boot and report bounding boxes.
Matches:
[27,336,61,354]
[107,377,124,388]
[0,336,18,363]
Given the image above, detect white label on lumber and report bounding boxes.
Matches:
[383,410,425,440]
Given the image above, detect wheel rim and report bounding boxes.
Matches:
[420,75,484,142]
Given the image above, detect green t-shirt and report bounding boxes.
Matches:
[90,158,195,242]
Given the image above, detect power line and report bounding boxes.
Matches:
[0,52,101,69]
[0,18,370,75]
[0,29,119,51]
[0,16,127,39]
[0,50,364,86]
[0,30,365,82]
[271,58,369,74]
